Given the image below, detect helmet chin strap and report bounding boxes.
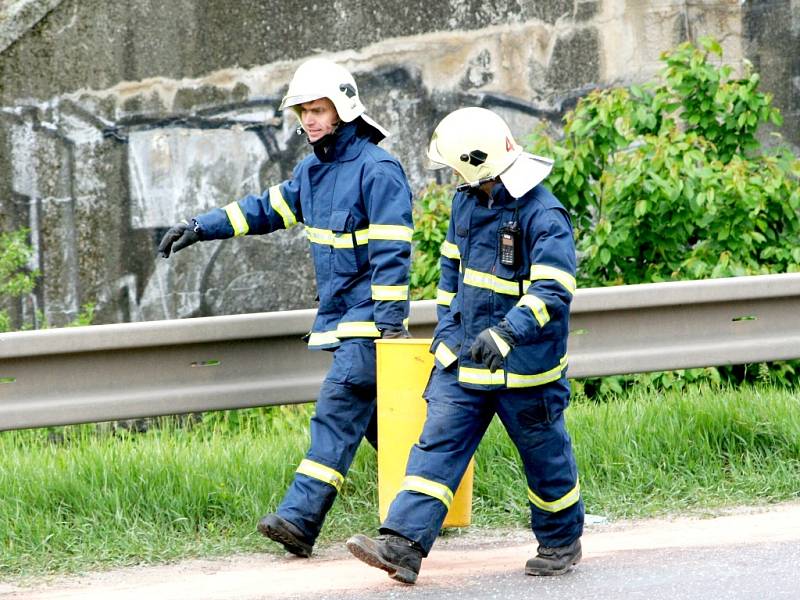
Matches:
[456,176,498,192]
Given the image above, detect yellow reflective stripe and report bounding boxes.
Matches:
[353,229,370,245]
[434,342,458,368]
[459,366,506,386]
[372,284,409,301]
[333,234,354,249]
[307,330,340,347]
[296,459,344,491]
[441,240,461,260]
[489,329,511,357]
[305,226,369,248]
[506,355,569,388]
[336,321,381,338]
[463,268,529,296]
[436,288,456,306]
[529,264,576,295]
[224,202,249,236]
[517,294,551,328]
[399,475,453,509]
[528,480,580,513]
[368,224,413,243]
[304,226,331,245]
[269,185,297,228]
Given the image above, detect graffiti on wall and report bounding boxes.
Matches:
[0,64,575,329]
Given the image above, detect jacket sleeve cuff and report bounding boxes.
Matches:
[433,340,459,369]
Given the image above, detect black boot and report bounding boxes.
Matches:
[257,513,313,558]
[346,533,423,584]
[525,537,582,576]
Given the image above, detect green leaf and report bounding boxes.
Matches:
[599,247,612,265]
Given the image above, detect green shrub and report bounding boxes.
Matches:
[527,36,800,286]
[409,183,452,300]
[0,228,95,331]
[0,229,37,298]
[0,229,38,332]
[408,37,800,394]
[525,38,800,394]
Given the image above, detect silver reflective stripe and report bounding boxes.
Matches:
[368,224,413,243]
[224,202,250,236]
[269,185,297,228]
[306,330,340,348]
[517,294,550,328]
[296,459,344,491]
[399,475,453,509]
[458,366,506,386]
[441,240,461,260]
[336,321,381,338]
[305,226,369,248]
[436,289,455,306]
[528,479,580,512]
[529,264,576,295]
[506,355,568,388]
[434,342,458,368]
[463,268,530,296]
[488,329,511,357]
[371,285,409,301]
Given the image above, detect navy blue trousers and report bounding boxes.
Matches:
[276,339,377,543]
[381,367,584,554]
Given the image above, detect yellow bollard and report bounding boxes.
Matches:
[375,338,473,528]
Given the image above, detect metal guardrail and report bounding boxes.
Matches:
[1,273,799,431]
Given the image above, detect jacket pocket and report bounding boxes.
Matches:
[329,209,359,274]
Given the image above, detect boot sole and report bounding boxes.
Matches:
[525,549,582,576]
[257,518,312,558]
[346,537,417,584]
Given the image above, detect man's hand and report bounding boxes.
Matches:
[469,321,516,373]
[158,220,200,258]
[380,327,411,339]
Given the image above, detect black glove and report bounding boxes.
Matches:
[469,320,516,373]
[380,327,411,339]
[158,220,201,258]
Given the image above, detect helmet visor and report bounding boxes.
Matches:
[280,92,326,112]
[425,134,450,171]
[424,156,449,171]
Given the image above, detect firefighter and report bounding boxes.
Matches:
[346,107,584,584]
[158,57,414,558]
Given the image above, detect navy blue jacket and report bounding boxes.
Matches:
[194,122,413,350]
[431,183,576,389]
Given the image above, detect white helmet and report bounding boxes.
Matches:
[427,107,553,198]
[280,57,389,139]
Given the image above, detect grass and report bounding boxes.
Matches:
[1,384,798,578]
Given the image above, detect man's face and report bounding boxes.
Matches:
[298,98,339,143]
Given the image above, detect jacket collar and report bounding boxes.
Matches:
[465,182,523,209]
[310,121,368,164]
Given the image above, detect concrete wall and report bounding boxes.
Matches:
[0,0,796,327]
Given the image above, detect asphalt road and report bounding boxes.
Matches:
[312,540,800,600]
[2,503,799,600]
